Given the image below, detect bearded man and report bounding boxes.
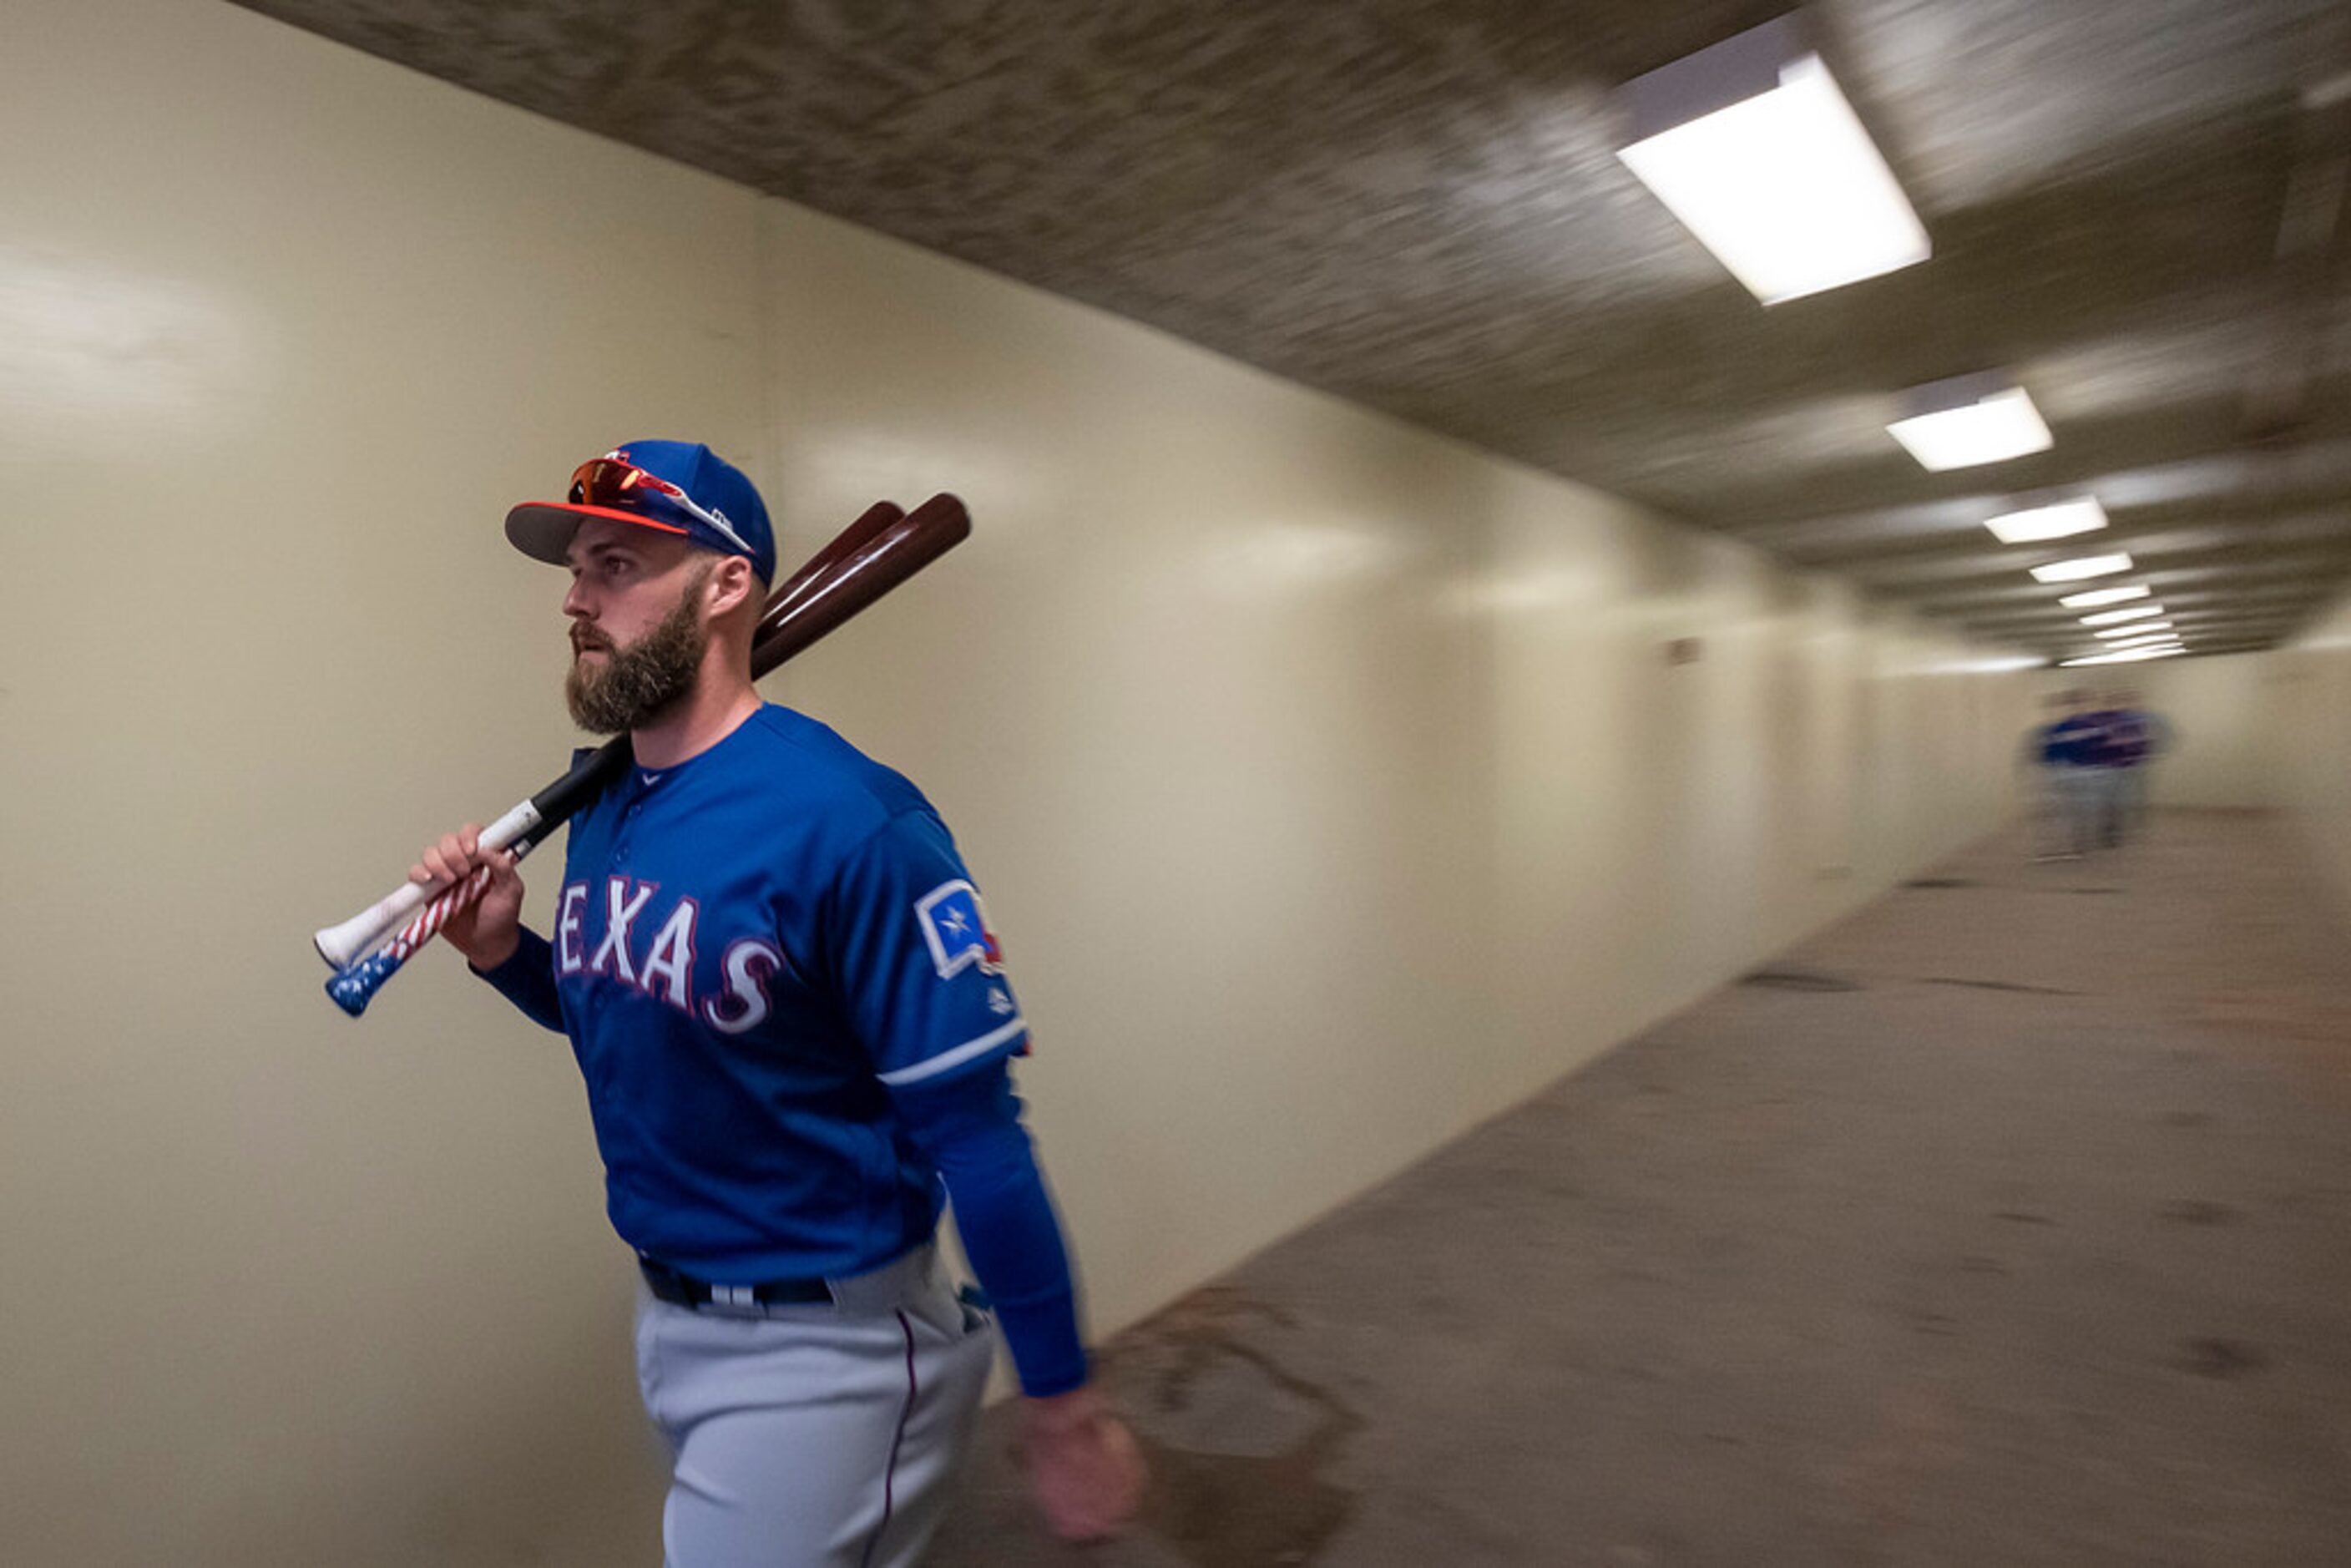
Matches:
[413,441,1143,1566]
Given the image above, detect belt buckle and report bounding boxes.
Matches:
[708,1282,761,1313]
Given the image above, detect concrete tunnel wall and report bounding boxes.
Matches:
[3,3,2040,1563]
[2274,587,2351,913]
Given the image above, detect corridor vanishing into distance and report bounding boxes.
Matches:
[937,811,2351,1567]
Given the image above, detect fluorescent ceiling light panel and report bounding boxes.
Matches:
[2080,604,2164,626]
[1885,374,2052,471]
[2061,645,2185,665]
[1616,16,1930,304]
[2030,553,2134,584]
[2060,584,2151,609]
[1984,498,2107,544]
[2096,620,2174,640]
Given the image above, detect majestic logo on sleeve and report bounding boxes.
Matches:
[916,880,1004,979]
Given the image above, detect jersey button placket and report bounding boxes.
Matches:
[613,792,642,869]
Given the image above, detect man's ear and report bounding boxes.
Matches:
[705,554,760,621]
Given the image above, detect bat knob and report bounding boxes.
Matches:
[326,951,396,1018]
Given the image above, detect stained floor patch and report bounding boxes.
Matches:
[2176,1337,2268,1379]
[1918,976,2083,997]
[1740,968,1863,993]
[1115,1289,1364,1568]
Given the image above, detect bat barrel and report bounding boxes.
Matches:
[751,495,968,676]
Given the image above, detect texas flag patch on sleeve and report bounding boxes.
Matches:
[916,879,1005,979]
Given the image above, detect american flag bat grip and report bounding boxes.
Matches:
[310,740,626,969]
[326,858,516,1016]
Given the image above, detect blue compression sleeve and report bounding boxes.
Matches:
[892,1060,1088,1398]
[471,928,564,1033]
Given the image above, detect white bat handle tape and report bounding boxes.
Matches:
[311,798,545,968]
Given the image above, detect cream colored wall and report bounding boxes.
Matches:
[1487,490,2025,1111]
[5,3,2026,1565]
[2132,655,2281,809]
[2274,591,2351,908]
[3,3,761,1563]
[755,201,2033,1337]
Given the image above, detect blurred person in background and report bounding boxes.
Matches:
[2089,686,2171,847]
[2025,690,2105,862]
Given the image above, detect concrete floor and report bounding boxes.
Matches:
[928,811,2351,1566]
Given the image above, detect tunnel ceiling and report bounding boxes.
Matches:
[230,0,2351,660]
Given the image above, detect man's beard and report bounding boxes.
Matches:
[565,565,712,734]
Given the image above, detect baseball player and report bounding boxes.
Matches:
[415,441,1144,1565]
[2087,686,2170,847]
[2025,690,2104,861]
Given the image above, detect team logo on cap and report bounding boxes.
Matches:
[916,880,1004,979]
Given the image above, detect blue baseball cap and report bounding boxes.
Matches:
[506,440,776,584]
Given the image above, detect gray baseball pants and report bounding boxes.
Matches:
[633,1244,998,1568]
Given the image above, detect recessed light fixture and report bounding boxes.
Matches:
[1984,498,2106,544]
[2061,642,2186,666]
[1615,15,1930,305]
[2059,584,2151,609]
[1885,372,2052,471]
[2080,604,2164,626]
[2096,622,2174,640]
[2030,553,2134,584]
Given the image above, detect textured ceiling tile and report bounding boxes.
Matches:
[227,0,2351,651]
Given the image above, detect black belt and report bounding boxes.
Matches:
[638,1255,832,1310]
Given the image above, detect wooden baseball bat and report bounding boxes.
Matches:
[311,498,909,972]
[316,493,970,1016]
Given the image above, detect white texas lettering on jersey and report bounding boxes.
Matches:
[638,898,699,1014]
[704,939,785,1035]
[590,878,657,984]
[561,878,781,1029]
[557,883,589,974]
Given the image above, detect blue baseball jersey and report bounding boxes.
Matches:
[2082,708,2153,766]
[487,704,1032,1280]
[2040,713,2102,766]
